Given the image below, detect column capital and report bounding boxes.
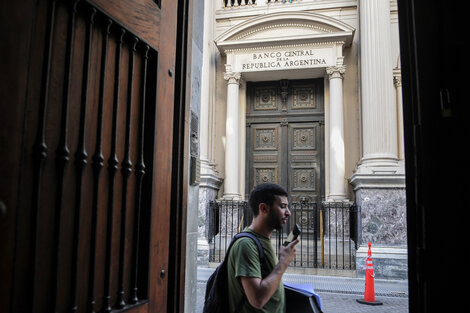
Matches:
[326,65,346,79]
[224,71,241,84]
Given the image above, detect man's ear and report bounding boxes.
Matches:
[258,202,270,215]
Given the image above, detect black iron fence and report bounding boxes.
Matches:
[208,200,359,270]
[222,0,297,7]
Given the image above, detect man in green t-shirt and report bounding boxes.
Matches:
[227,183,299,313]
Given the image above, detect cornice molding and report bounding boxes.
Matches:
[224,40,344,54]
[215,11,355,55]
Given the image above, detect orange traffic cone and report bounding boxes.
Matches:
[356,242,383,305]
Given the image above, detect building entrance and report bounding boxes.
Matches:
[245,79,325,204]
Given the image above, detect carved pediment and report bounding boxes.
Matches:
[232,20,337,41]
[215,12,355,54]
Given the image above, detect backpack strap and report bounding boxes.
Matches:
[232,232,267,274]
[227,231,268,313]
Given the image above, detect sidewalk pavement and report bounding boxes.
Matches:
[197,267,409,313]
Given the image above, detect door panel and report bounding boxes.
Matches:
[246,79,324,204]
[0,0,178,312]
[251,124,282,186]
[288,122,322,203]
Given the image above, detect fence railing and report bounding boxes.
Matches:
[222,0,296,8]
[223,0,256,7]
[208,199,359,270]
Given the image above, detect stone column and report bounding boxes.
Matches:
[356,0,399,173]
[326,65,347,200]
[352,0,407,280]
[199,2,222,190]
[223,71,241,199]
[198,0,222,269]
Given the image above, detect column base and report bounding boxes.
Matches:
[350,158,405,190]
[198,170,222,267]
[197,237,210,266]
[326,194,349,202]
[222,193,242,200]
[350,173,405,190]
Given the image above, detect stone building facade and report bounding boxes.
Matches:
[198,0,407,280]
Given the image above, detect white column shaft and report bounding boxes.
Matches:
[200,43,210,162]
[327,66,346,200]
[360,0,397,161]
[359,0,398,163]
[224,72,241,198]
[351,0,404,189]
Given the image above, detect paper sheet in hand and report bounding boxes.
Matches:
[284,282,323,313]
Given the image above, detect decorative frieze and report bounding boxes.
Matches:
[233,22,336,41]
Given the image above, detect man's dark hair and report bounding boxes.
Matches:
[249,183,288,216]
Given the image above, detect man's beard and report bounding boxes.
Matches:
[267,207,283,230]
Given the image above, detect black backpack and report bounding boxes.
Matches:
[203,232,267,313]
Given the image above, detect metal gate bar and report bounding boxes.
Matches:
[208,200,359,270]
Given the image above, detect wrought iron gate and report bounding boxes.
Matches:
[208,200,359,270]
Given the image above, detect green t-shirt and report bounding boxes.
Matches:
[226,228,285,313]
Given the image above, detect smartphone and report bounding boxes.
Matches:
[283,224,301,246]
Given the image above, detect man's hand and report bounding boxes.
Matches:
[240,238,299,309]
[278,238,299,272]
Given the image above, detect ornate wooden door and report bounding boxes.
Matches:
[287,121,323,203]
[0,0,180,312]
[246,79,325,204]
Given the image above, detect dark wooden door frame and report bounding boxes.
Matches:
[0,0,190,311]
[167,0,191,312]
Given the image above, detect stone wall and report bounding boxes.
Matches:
[354,188,408,280]
[356,188,407,245]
